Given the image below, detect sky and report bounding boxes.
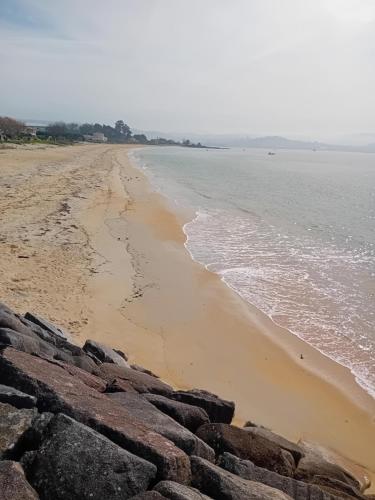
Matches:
[1,0,375,139]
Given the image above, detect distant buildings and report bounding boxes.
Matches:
[24,126,37,137]
[83,132,108,143]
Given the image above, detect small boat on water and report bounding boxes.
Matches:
[268,151,276,155]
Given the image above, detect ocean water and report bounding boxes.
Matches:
[131,146,375,398]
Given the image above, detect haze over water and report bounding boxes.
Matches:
[132,146,375,397]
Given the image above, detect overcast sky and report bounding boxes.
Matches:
[1,0,375,139]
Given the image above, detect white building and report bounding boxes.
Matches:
[83,132,108,143]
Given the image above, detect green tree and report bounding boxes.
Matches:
[115,120,132,141]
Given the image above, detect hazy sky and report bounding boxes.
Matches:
[1,0,375,138]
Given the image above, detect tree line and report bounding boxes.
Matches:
[0,116,204,148]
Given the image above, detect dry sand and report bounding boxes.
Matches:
[0,143,374,488]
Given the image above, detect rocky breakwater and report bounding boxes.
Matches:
[0,301,372,499]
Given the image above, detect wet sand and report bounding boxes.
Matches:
[0,143,374,488]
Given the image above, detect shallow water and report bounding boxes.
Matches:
[131,146,375,398]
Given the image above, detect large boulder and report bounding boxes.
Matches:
[167,389,234,424]
[0,308,37,338]
[295,446,361,492]
[0,306,99,374]
[218,452,343,500]
[0,460,39,500]
[154,480,212,499]
[191,456,292,499]
[243,427,304,464]
[131,364,160,378]
[0,402,37,458]
[24,311,68,340]
[0,348,191,483]
[196,423,295,477]
[98,363,173,396]
[144,394,210,433]
[105,378,140,394]
[0,326,98,376]
[0,384,37,409]
[107,392,214,461]
[48,359,107,392]
[307,476,367,500]
[83,339,129,367]
[24,413,157,500]
[0,328,56,358]
[130,493,167,499]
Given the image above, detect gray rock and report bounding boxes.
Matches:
[145,394,210,433]
[98,363,174,396]
[24,311,68,340]
[131,364,159,378]
[167,389,234,424]
[130,493,167,499]
[0,460,39,500]
[0,383,37,409]
[196,423,295,476]
[20,412,54,453]
[0,327,98,375]
[0,402,37,458]
[0,309,36,337]
[107,392,214,461]
[0,348,191,483]
[0,328,56,358]
[243,427,304,463]
[310,477,367,499]
[295,449,361,492]
[105,378,140,393]
[0,306,99,375]
[24,413,157,500]
[83,339,130,367]
[17,316,60,345]
[218,452,343,499]
[154,480,212,499]
[191,456,292,499]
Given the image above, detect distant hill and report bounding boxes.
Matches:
[135,129,375,153]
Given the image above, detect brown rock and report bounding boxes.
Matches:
[0,460,39,500]
[243,427,304,463]
[49,359,107,392]
[130,493,167,499]
[295,447,361,492]
[218,452,344,499]
[191,456,292,499]
[167,389,234,424]
[196,423,295,477]
[154,480,212,499]
[0,328,56,358]
[309,476,367,500]
[107,392,215,461]
[131,364,160,378]
[105,378,139,394]
[24,413,157,500]
[98,363,173,396]
[23,311,68,340]
[83,339,130,367]
[0,348,191,483]
[144,394,210,433]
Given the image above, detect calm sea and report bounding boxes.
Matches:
[131,146,375,398]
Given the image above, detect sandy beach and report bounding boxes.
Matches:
[0,143,374,488]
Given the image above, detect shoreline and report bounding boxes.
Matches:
[132,147,375,410]
[0,144,374,489]
[183,215,375,403]
[119,147,375,485]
